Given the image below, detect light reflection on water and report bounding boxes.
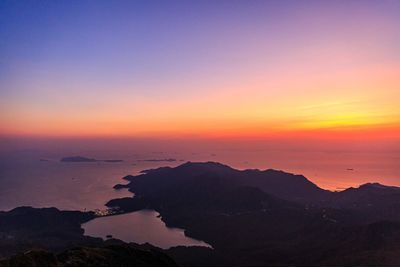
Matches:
[0,142,398,247]
[82,210,211,249]
[0,146,398,212]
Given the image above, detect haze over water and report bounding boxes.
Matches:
[1,1,400,263]
[1,1,399,205]
[1,138,398,212]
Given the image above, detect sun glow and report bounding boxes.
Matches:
[0,1,399,141]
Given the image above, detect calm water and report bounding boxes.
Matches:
[82,211,211,248]
[1,145,399,210]
[0,139,398,247]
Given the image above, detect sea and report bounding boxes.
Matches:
[0,138,398,248]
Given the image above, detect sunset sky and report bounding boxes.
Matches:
[1,0,399,139]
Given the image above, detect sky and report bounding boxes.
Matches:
[0,0,399,140]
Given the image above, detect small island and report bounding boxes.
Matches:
[137,158,177,162]
[61,156,97,162]
[61,156,123,163]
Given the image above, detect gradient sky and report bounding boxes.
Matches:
[1,0,399,139]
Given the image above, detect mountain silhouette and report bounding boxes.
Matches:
[3,162,400,267]
[125,161,330,203]
[105,162,400,266]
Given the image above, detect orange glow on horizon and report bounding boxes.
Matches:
[1,118,399,141]
[1,11,399,141]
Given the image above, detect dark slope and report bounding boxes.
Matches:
[333,183,400,206]
[3,162,400,267]
[0,207,100,257]
[117,162,400,223]
[107,162,400,267]
[239,168,330,202]
[123,161,331,203]
[326,183,400,223]
[0,208,180,266]
[0,244,179,267]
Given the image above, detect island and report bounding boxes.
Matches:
[3,162,400,267]
[60,156,123,163]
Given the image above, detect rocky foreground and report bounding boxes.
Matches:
[0,244,179,267]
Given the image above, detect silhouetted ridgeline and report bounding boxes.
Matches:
[107,162,400,266]
[2,162,400,266]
